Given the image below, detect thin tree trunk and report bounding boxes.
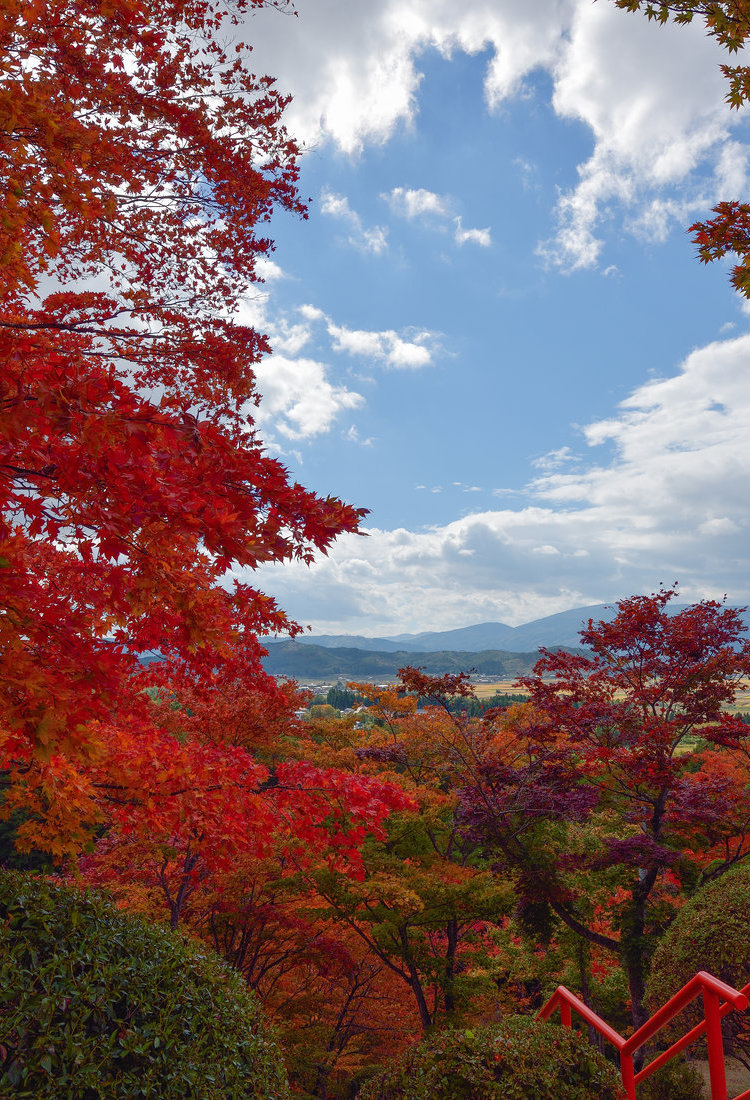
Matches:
[444,917,458,1014]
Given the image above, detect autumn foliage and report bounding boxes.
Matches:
[5,0,750,1094]
[0,0,372,853]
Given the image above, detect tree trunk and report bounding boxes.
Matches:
[444,917,458,1014]
[407,960,433,1029]
[578,940,603,1053]
[621,879,653,1071]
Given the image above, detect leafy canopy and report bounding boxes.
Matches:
[0,0,367,850]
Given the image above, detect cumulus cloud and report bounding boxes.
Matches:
[253,355,364,439]
[453,216,492,247]
[247,0,573,154]
[231,287,443,447]
[384,187,492,246]
[320,188,388,254]
[541,2,741,268]
[385,186,452,218]
[532,446,576,472]
[252,333,750,633]
[248,0,746,269]
[241,295,441,445]
[254,256,286,282]
[299,304,440,369]
[329,321,435,368]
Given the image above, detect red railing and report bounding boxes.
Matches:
[538,971,750,1099]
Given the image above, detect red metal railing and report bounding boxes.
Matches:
[538,971,750,1099]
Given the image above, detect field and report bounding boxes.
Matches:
[472,679,528,698]
[472,677,750,715]
[730,679,750,713]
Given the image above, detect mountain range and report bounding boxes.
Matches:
[260,602,750,680]
[287,601,750,653]
[283,604,633,654]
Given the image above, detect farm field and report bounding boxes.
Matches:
[471,679,528,698]
[730,679,750,713]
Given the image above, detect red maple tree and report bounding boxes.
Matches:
[0,0,365,836]
[460,587,750,1032]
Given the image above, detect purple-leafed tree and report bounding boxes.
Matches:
[458,587,750,1033]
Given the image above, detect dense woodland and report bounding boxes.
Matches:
[4,1,750,1097]
[261,640,547,680]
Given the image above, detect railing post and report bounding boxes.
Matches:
[620,1052,636,1100]
[704,987,728,1100]
[560,1001,572,1027]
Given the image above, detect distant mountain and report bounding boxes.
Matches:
[287,633,408,653]
[277,602,750,655]
[288,604,616,654]
[261,642,546,680]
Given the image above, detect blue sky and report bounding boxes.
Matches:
[230,0,750,636]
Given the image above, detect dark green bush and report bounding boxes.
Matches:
[0,870,289,1098]
[636,1056,706,1099]
[356,1017,624,1099]
[646,861,750,1066]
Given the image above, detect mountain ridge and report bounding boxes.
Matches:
[260,642,556,680]
[268,601,750,655]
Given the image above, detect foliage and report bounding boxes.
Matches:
[459,586,750,1031]
[636,1057,706,1100]
[74,711,413,928]
[0,870,289,1098]
[0,0,364,848]
[261,642,540,681]
[646,860,750,1066]
[356,1017,624,1100]
[303,676,514,1033]
[327,686,364,710]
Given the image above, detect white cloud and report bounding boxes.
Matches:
[532,446,575,472]
[320,188,388,254]
[385,186,452,218]
[269,319,313,357]
[253,355,364,439]
[299,303,326,322]
[454,216,492,247]
[254,256,286,282]
[298,305,440,369]
[247,0,574,154]
[248,0,748,269]
[542,2,741,268]
[344,424,374,446]
[385,187,492,247]
[328,321,435,369]
[253,333,750,633]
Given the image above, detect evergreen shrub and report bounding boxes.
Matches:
[636,1057,706,1099]
[0,870,289,1098]
[356,1017,624,1099]
[646,861,750,1067]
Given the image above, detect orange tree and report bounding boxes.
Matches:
[298,677,513,1033]
[0,0,365,850]
[459,588,750,1035]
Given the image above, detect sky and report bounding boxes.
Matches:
[229,0,750,637]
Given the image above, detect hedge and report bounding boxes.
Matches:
[0,870,289,1098]
[356,1016,624,1099]
[646,860,750,1066]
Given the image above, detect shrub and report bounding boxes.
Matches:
[636,1057,706,1099]
[356,1017,624,1099]
[646,861,750,1068]
[0,870,289,1098]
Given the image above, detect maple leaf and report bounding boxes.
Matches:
[0,0,366,832]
